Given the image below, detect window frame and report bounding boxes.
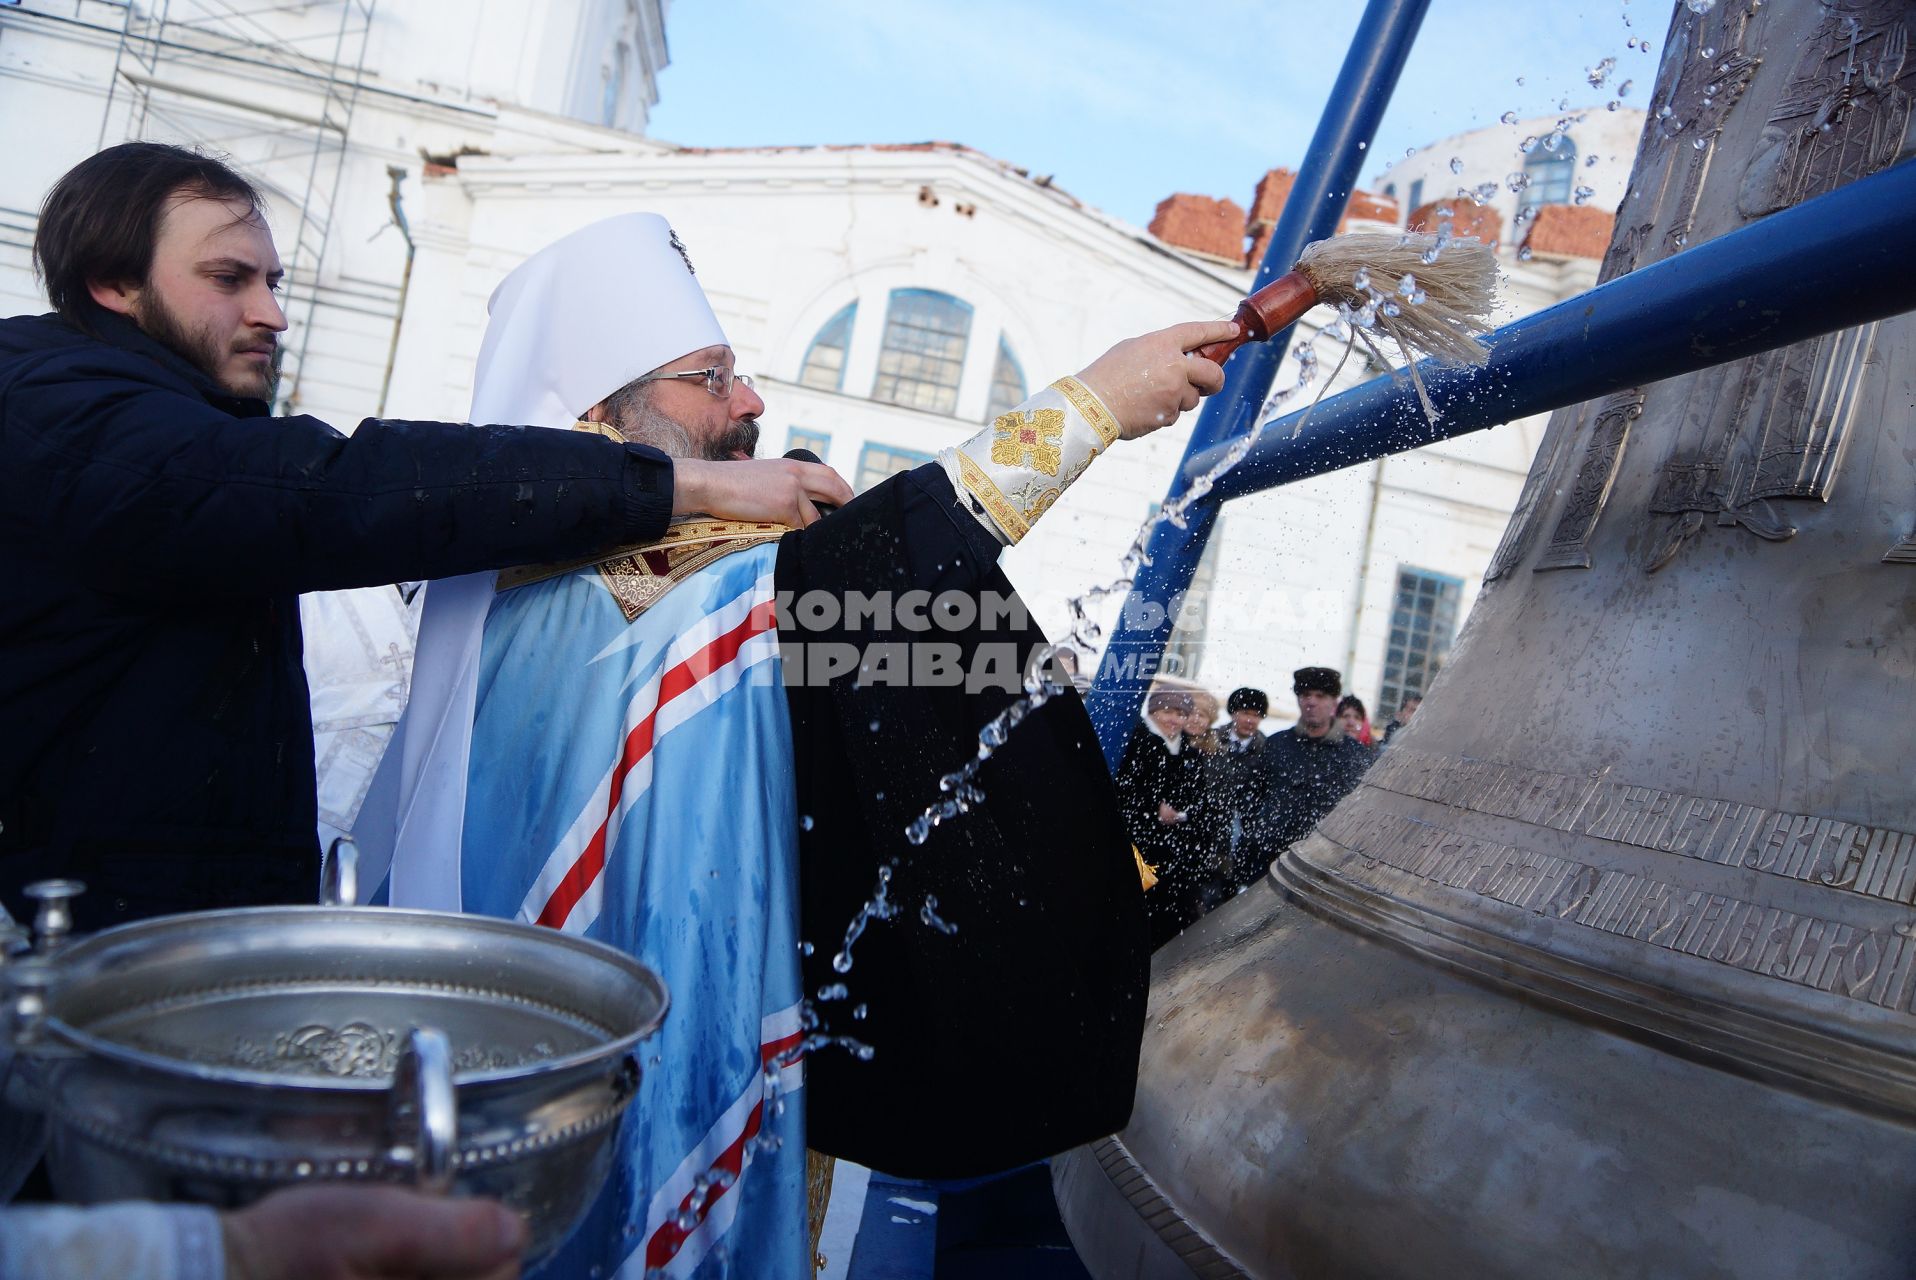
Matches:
[798,302,857,393]
[786,427,831,461]
[871,288,974,416]
[854,441,935,493]
[1377,566,1463,716]
[1520,135,1579,213]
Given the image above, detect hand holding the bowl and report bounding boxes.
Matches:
[223,1185,526,1279]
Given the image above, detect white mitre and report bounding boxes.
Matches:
[354,213,727,908]
[470,212,727,429]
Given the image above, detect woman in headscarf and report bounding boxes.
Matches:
[1116,689,1209,947]
[1337,693,1378,758]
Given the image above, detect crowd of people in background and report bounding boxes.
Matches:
[1116,666,1423,947]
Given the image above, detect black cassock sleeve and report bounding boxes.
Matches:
[777,464,1149,1179]
[1,331,674,598]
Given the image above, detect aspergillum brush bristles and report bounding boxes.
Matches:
[1296,230,1500,421]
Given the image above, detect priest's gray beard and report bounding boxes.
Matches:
[608,388,759,462]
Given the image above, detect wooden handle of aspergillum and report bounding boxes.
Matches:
[1192,270,1319,365]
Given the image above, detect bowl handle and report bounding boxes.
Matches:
[390,1026,456,1192]
[321,837,359,907]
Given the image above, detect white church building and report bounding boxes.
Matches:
[0,0,1642,762]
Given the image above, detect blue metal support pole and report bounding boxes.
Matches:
[1188,157,1916,500]
[1088,0,1431,766]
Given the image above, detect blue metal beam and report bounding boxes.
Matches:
[1088,0,1432,764]
[1192,156,1916,499]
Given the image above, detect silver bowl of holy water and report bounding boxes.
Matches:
[2,862,667,1264]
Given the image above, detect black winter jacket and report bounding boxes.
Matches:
[0,312,676,930]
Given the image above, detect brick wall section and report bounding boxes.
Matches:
[1245,168,1295,267]
[1154,170,1409,268]
[1522,204,1616,260]
[1248,168,1295,228]
[1148,193,1248,263]
[1345,190,1399,224]
[1245,168,1401,266]
[1406,199,1503,249]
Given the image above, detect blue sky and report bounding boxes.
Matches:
[648,0,1666,228]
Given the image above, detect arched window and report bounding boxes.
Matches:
[1521,135,1577,211]
[984,337,1027,420]
[798,303,856,392]
[873,289,972,415]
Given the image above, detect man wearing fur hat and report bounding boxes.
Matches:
[1251,666,1372,885]
[357,213,1235,1277]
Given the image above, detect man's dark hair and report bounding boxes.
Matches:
[34,142,266,334]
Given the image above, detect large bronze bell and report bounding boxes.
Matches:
[1056,3,1916,1275]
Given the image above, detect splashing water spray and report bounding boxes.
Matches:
[838,229,1499,973]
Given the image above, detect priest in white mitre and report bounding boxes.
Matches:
[356,213,1233,1278]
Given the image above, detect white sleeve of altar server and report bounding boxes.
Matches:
[937,375,1123,546]
[0,1203,225,1280]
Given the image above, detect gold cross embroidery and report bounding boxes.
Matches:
[989,409,1066,475]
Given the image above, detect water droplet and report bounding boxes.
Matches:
[1519,135,1540,153]
[919,894,959,935]
[1379,299,1401,317]
[852,1003,868,1020]
[1543,132,1561,152]
[1684,0,1716,11]
[1506,171,1529,192]
[868,718,880,733]
[800,814,814,831]
[1657,105,1672,119]
[1515,76,1526,86]
[1585,154,1599,167]
[1692,136,1709,150]
[1500,110,1519,125]
[817,981,849,1001]
[1586,56,1616,88]
[799,940,814,955]
[1352,266,1371,291]
[1517,245,1534,262]
[1618,80,1633,98]
[1573,185,1596,204]
[1448,156,1464,174]
[1674,232,1689,247]
[1397,274,1426,305]
[1473,181,1500,203]
[1700,45,1716,58]
[1607,100,1620,111]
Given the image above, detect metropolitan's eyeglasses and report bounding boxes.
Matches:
[631,366,755,399]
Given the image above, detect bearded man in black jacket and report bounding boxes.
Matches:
[0,143,849,931]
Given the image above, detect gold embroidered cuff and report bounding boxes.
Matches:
[937,378,1118,546]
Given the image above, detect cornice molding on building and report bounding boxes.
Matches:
[485,102,677,156]
[448,146,1245,304]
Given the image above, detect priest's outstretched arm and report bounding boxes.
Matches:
[794,319,1238,609]
[935,321,1234,550]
